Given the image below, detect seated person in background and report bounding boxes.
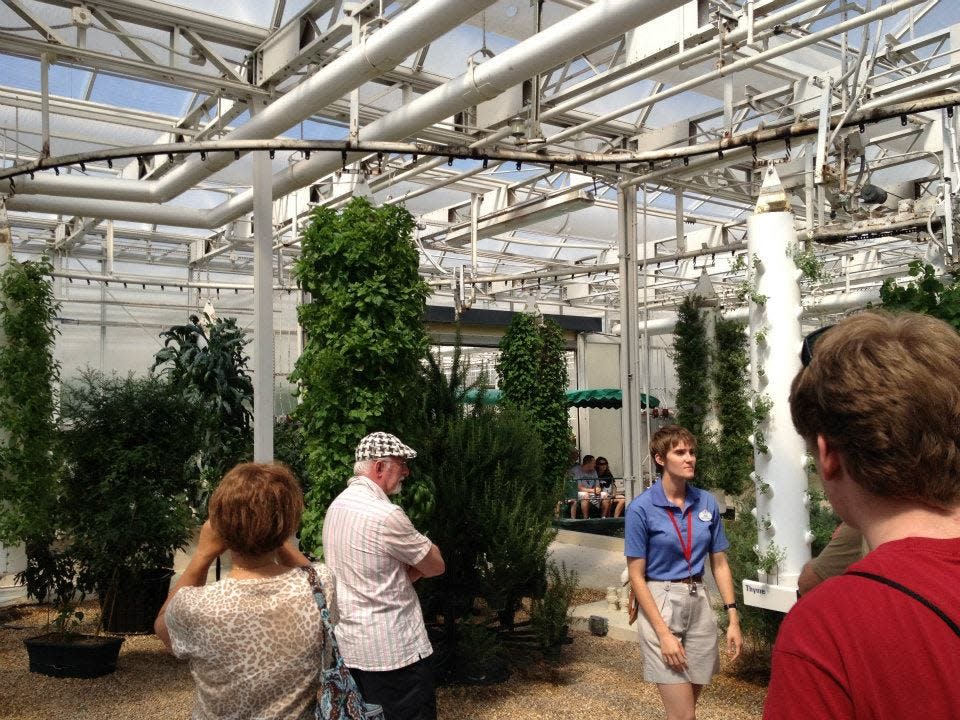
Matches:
[596,456,626,518]
[155,463,329,720]
[797,521,866,595]
[575,454,605,517]
[558,472,581,518]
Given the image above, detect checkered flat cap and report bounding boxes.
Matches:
[355,432,417,462]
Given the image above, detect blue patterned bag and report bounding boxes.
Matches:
[301,566,385,720]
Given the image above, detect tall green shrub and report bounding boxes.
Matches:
[0,258,61,546]
[712,318,752,496]
[420,404,554,680]
[292,198,430,552]
[673,295,710,439]
[496,313,569,489]
[58,371,204,593]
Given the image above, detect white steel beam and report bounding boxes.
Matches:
[1,0,66,44]
[87,5,159,65]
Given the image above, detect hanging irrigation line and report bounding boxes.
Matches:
[1,91,959,185]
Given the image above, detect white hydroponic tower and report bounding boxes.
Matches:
[743,166,813,613]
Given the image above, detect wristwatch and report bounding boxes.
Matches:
[723,602,737,610]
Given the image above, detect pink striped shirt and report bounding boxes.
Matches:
[322,475,433,671]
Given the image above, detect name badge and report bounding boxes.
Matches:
[698,509,713,522]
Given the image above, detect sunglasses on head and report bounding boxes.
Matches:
[800,324,835,367]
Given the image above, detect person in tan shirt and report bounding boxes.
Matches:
[797,521,867,596]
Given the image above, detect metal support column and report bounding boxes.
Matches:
[252,102,274,463]
[617,186,642,499]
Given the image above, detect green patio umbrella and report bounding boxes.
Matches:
[463,387,660,409]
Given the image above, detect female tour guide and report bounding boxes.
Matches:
[625,425,742,720]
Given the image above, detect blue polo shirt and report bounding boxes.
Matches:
[624,481,729,580]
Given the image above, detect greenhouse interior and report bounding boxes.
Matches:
[1,0,960,706]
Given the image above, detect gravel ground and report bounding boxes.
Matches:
[1,596,767,720]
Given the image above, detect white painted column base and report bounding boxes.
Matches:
[742,579,798,614]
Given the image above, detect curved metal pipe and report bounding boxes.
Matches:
[0,0,498,202]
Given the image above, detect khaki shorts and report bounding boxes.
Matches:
[638,580,720,685]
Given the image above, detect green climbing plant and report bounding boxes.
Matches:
[291,197,431,553]
[496,313,569,490]
[673,296,710,440]
[0,257,61,547]
[712,318,752,496]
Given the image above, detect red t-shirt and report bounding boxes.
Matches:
[764,536,960,719]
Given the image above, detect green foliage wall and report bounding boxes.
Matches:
[671,299,751,496]
[0,258,61,546]
[712,318,752,497]
[496,313,569,488]
[673,296,711,440]
[879,260,960,331]
[292,198,430,552]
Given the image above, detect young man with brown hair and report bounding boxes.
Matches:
[764,311,960,719]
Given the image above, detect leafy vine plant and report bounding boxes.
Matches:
[788,243,828,285]
[753,393,773,424]
[496,313,570,488]
[291,198,431,553]
[0,257,61,548]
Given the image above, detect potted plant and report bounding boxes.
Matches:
[57,370,204,633]
[757,542,786,584]
[18,542,124,678]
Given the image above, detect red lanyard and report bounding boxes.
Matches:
[665,509,694,575]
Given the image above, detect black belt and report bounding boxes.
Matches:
[648,575,703,584]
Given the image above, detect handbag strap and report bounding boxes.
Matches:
[845,570,960,638]
[300,565,345,657]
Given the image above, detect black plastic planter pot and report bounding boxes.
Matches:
[99,567,173,634]
[23,633,124,678]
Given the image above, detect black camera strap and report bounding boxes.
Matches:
[845,570,960,638]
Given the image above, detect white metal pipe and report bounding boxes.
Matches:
[329,0,832,198]
[5,194,210,226]
[1,0,498,201]
[547,0,922,146]
[547,0,831,121]
[470,193,480,277]
[860,68,960,111]
[630,287,882,336]
[40,53,50,158]
[208,0,690,228]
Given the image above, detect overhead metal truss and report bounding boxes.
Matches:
[1,0,959,320]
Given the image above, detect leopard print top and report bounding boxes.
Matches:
[166,563,336,720]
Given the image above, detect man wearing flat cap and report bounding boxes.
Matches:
[323,432,445,720]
